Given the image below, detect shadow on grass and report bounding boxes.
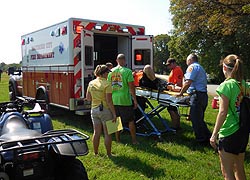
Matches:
[117,131,187,161]
[110,154,166,179]
[125,117,213,153]
[50,106,215,155]
[49,106,93,134]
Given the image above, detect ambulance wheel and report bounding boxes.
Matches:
[36,87,50,113]
[9,83,17,101]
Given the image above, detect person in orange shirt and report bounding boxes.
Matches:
[133,70,143,87]
[166,58,184,87]
[166,58,184,130]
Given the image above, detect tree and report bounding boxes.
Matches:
[169,0,250,82]
[153,34,171,74]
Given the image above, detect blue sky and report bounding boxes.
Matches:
[0,0,172,64]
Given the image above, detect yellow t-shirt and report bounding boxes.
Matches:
[87,77,112,108]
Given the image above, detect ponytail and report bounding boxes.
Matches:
[231,58,243,83]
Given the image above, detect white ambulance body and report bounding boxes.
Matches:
[21,18,153,114]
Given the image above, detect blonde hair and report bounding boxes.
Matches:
[143,65,156,81]
[94,65,109,77]
[223,54,243,82]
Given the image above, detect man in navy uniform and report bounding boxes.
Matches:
[178,53,211,144]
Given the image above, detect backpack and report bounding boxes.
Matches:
[236,81,250,134]
[239,95,250,134]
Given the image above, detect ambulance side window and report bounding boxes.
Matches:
[85,46,93,66]
[134,49,150,65]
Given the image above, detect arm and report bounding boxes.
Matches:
[106,93,117,122]
[128,81,138,109]
[85,88,92,101]
[176,79,183,87]
[210,94,229,149]
[178,79,192,96]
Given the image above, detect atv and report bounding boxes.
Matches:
[0,97,89,180]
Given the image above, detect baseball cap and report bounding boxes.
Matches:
[165,58,176,66]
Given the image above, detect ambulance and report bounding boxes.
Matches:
[19,18,153,114]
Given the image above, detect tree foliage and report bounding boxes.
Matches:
[153,34,171,73]
[0,62,21,72]
[169,0,250,83]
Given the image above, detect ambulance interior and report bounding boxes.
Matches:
[93,34,130,68]
[94,35,117,66]
[93,33,151,70]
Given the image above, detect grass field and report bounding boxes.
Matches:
[0,73,249,180]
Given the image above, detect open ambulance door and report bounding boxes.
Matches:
[81,29,94,97]
[131,35,153,70]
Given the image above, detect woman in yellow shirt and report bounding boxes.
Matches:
[86,65,116,157]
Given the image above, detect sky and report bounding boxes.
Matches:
[0,0,172,64]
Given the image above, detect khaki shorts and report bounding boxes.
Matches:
[91,107,113,125]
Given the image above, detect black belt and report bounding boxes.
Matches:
[196,91,207,94]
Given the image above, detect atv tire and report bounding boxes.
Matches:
[54,158,88,180]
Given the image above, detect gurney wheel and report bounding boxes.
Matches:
[155,135,163,142]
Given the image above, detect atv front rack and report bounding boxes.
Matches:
[0,129,89,155]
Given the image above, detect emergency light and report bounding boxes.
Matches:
[136,54,142,61]
[21,39,25,45]
[75,25,84,34]
[122,28,128,33]
[61,26,67,35]
[94,25,102,30]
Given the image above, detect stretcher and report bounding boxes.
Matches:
[132,87,190,139]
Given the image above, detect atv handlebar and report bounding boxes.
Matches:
[0,97,46,113]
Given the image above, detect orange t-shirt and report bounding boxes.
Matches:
[168,66,183,87]
[133,71,143,87]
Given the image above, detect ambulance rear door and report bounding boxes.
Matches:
[81,29,94,97]
[131,35,153,70]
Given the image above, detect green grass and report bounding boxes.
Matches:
[0,73,9,102]
[0,73,249,180]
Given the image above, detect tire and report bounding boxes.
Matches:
[9,83,16,101]
[54,157,88,180]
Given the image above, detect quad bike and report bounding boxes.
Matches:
[0,97,89,180]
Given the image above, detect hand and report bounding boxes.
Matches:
[209,137,217,150]
[112,115,117,123]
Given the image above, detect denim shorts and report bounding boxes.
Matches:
[218,129,249,155]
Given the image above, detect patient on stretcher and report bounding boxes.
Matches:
[133,65,183,130]
[134,65,181,92]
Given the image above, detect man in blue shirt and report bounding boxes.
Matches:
[178,54,211,144]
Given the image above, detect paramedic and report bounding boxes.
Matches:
[108,54,138,144]
[177,53,211,143]
[165,58,183,87]
[210,55,249,180]
[86,65,117,157]
[165,58,184,130]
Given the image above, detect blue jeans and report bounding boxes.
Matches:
[190,92,211,142]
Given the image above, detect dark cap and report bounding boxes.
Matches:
[165,58,176,66]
